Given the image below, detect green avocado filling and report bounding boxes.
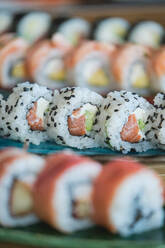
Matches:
[85,110,96,132]
[138,119,145,131]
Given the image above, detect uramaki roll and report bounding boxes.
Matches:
[112,44,152,96]
[92,158,164,236]
[94,90,154,153]
[26,34,72,89]
[4,82,53,145]
[33,152,102,233]
[46,87,103,149]
[0,35,29,89]
[0,147,45,227]
[67,41,116,94]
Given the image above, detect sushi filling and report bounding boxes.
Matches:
[10,180,33,217]
[70,181,92,219]
[68,103,97,136]
[129,61,150,89]
[83,59,109,87]
[44,58,66,83]
[9,58,26,83]
[120,108,146,143]
[26,97,49,131]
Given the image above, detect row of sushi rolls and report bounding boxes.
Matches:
[0,147,164,237]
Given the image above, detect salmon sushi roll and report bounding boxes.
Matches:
[33,151,102,233]
[94,91,154,153]
[67,41,116,94]
[17,12,51,44]
[0,147,45,227]
[94,17,130,44]
[112,44,152,96]
[92,158,164,236]
[57,18,91,47]
[0,36,29,89]
[128,21,164,48]
[26,34,72,89]
[150,47,165,93]
[4,82,53,145]
[0,11,13,34]
[145,92,165,149]
[46,87,103,149]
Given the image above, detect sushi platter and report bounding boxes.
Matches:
[1,2,165,248]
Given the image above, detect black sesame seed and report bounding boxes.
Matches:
[15,127,19,132]
[54,123,57,127]
[14,116,18,120]
[7,126,12,130]
[114,109,119,112]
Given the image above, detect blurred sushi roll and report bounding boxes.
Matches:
[128,21,164,48]
[112,44,152,96]
[17,12,51,44]
[57,18,91,47]
[94,17,130,44]
[0,147,45,227]
[46,87,103,149]
[145,93,165,149]
[34,151,102,233]
[4,82,53,145]
[92,158,164,236]
[26,34,72,89]
[150,47,165,93]
[0,11,13,34]
[67,41,116,94]
[0,35,29,89]
[94,91,154,153]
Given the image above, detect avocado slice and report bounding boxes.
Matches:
[85,110,96,132]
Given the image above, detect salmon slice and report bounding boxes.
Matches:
[26,102,44,131]
[120,114,141,143]
[68,108,86,136]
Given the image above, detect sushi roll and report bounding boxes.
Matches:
[128,21,164,48]
[46,87,103,149]
[26,34,72,89]
[67,41,116,94]
[0,11,13,34]
[94,17,130,44]
[92,158,164,236]
[4,82,53,145]
[0,147,45,227]
[17,12,51,44]
[150,47,165,93]
[0,36,29,89]
[33,151,102,233]
[112,44,152,96]
[57,18,91,47]
[94,90,154,153]
[145,92,165,149]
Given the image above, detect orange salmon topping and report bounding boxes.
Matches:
[120,114,141,143]
[27,102,44,131]
[68,108,86,136]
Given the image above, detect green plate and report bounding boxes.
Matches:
[0,224,165,248]
[0,137,165,156]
